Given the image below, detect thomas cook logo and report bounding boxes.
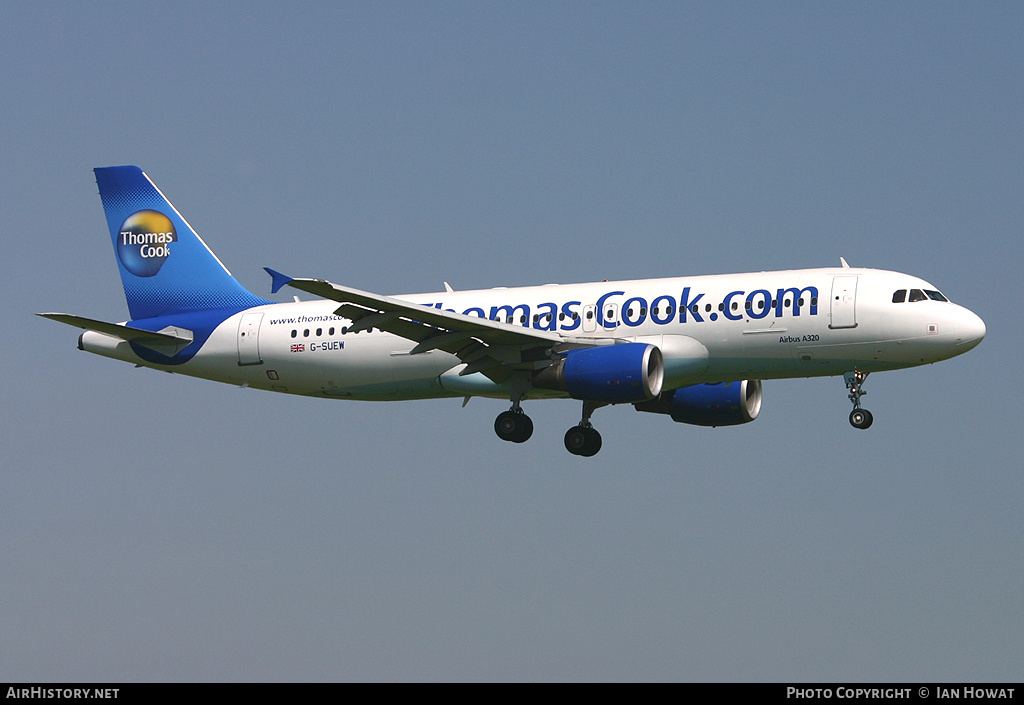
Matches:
[116,210,177,277]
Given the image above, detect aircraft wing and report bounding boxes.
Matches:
[265,269,579,381]
[37,313,195,356]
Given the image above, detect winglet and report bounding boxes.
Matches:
[264,267,294,294]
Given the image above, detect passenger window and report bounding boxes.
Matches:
[909,289,926,302]
[892,290,906,303]
[316,328,322,336]
[291,330,297,338]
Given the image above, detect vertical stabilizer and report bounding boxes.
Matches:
[95,166,269,320]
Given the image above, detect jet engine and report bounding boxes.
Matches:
[533,343,664,403]
[634,380,762,426]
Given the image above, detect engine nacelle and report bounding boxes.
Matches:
[533,343,664,403]
[634,380,762,426]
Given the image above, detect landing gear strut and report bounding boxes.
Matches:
[844,371,873,430]
[564,401,606,457]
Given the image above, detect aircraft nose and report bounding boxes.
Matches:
[955,308,986,350]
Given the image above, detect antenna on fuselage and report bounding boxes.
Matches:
[840,257,851,268]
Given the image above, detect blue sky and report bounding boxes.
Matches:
[2,2,1021,681]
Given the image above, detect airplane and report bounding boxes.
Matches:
[39,166,986,456]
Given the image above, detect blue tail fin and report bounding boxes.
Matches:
[95,166,269,320]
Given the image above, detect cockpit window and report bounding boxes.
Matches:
[896,288,948,303]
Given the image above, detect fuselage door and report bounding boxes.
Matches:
[602,303,619,330]
[237,312,264,365]
[582,304,597,332]
[829,276,858,329]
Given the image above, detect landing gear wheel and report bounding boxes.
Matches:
[564,425,602,457]
[494,410,534,443]
[849,408,873,430]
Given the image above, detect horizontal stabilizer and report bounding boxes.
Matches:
[37,313,194,355]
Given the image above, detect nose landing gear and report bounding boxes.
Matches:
[844,371,873,429]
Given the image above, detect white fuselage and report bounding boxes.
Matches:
[79,267,986,402]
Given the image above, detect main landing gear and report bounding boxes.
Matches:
[492,398,607,456]
[494,406,534,443]
[494,376,534,444]
[564,425,601,457]
[844,370,873,430]
[564,401,606,457]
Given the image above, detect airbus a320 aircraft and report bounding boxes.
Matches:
[40,166,986,456]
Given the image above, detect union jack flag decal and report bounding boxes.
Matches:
[290,344,305,352]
